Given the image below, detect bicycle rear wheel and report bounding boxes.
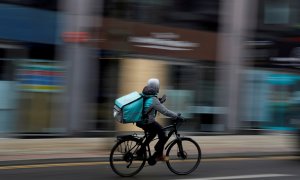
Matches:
[110,138,146,177]
[166,138,201,175]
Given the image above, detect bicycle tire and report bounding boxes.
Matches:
[110,138,146,177]
[166,137,201,175]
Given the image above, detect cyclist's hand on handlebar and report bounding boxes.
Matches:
[176,113,185,122]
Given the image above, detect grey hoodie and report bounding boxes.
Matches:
[142,86,178,124]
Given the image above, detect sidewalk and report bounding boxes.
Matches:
[0,134,298,165]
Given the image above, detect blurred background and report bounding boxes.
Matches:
[0,0,300,138]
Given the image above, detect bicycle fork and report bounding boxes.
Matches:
[177,140,187,159]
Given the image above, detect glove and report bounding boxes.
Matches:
[159,94,167,103]
[176,113,184,121]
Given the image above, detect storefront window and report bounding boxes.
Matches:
[242,70,300,131]
[264,0,290,25]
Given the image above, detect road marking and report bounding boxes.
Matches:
[0,162,107,170]
[175,174,295,180]
[204,156,299,162]
[0,156,298,170]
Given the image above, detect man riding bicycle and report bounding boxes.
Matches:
[136,78,183,161]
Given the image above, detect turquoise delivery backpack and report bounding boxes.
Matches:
[113,91,145,123]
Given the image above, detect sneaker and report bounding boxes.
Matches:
[156,155,167,161]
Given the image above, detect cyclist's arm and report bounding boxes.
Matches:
[152,97,178,118]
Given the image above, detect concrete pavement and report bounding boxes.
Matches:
[0,133,298,165]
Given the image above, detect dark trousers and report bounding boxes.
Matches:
[138,121,167,156]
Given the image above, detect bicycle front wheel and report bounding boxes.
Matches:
[166,138,201,175]
[110,138,146,177]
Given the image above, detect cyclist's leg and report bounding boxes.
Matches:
[143,126,157,146]
[151,122,167,157]
[136,124,156,156]
[138,122,166,158]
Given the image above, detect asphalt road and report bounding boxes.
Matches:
[0,156,300,180]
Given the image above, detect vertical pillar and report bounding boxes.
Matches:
[58,0,101,134]
[215,0,257,132]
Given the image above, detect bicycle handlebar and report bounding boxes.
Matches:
[162,116,186,131]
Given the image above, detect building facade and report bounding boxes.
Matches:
[1,0,300,136]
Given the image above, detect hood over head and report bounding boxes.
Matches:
[147,78,160,94]
[142,85,157,96]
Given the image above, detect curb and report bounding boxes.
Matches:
[0,151,298,167]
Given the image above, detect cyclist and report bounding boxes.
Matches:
[136,78,183,161]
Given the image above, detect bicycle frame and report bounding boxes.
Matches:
[110,119,201,177]
[144,121,183,157]
[163,122,183,151]
[115,120,183,159]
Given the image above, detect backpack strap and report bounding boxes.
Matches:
[141,95,158,123]
[141,96,149,124]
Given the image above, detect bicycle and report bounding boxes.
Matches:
[109,118,202,177]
